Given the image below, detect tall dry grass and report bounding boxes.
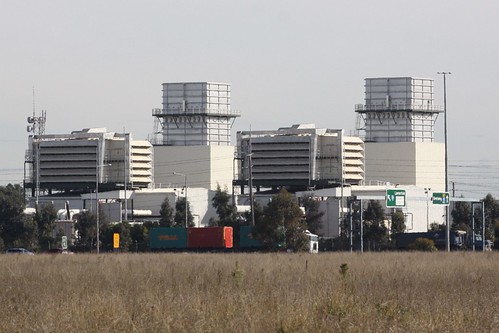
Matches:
[0,252,498,332]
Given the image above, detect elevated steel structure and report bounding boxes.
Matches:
[355,77,443,142]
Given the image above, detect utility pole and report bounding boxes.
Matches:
[248,128,255,227]
[174,172,188,227]
[438,71,451,252]
[424,188,431,231]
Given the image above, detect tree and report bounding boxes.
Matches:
[74,211,96,251]
[244,199,264,226]
[459,194,499,242]
[130,223,152,252]
[302,196,324,234]
[211,185,237,227]
[34,202,57,251]
[254,189,308,252]
[0,184,37,249]
[363,200,389,250]
[451,200,471,231]
[159,196,175,227]
[482,194,499,241]
[495,220,499,250]
[100,222,132,252]
[391,211,406,234]
[174,197,194,227]
[430,222,445,232]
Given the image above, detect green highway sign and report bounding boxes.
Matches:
[386,189,406,207]
[432,192,450,205]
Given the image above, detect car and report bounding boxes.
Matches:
[5,248,34,255]
[46,248,73,254]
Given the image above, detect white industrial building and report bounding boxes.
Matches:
[356,77,442,143]
[22,77,450,244]
[235,124,364,191]
[152,82,239,191]
[153,82,239,146]
[80,187,219,227]
[295,184,446,238]
[356,77,445,191]
[25,128,153,194]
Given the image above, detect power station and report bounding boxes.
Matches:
[21,77,449,240]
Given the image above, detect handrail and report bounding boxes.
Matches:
[355,103,443,112]
[152,107,240,117]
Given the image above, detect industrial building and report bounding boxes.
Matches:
[20,77,449,243]
[356,77,445,191]
[235,124,364,191]
[356,77,442,143]
[153,82,239,146]
[24,128,153,194]
[152,82,239,191]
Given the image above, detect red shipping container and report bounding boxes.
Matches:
[187,227,233,249]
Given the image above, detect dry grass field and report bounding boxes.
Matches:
[1,252,498,333]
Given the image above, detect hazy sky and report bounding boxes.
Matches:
[1,0,499,198]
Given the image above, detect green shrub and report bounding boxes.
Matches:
[409,238,437,252]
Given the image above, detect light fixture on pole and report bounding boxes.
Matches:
[437,71,451,252]
[173,172,188,227]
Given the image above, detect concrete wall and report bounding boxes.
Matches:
[131,188,218,227]
[153,145,234,191]
[364,142,444,191]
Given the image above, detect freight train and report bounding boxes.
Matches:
[149,226,319,253]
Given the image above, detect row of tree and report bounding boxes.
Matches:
[160,186,325,252]
[1,183,498,252]
[450,194,499,244]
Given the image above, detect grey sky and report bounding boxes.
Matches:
[1,0,499,197]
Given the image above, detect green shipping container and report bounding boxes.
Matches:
[149,228,188,250]
[239,226,263,249]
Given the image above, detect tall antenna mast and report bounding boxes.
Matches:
[32,86,36,118]
[28,86,47,210]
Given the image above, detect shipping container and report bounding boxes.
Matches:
[187,227,233,249]
[149,228,188,250]
[239,225,263,249]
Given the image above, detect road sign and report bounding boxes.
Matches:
[113,233,120,249]
[432,192,450,205]
[386,189,406,207]
[61,236,68,250]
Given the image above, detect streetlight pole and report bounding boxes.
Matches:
[248,153,255,227]
[96,162,100,254]
[425,188,431,231]
[438,71,451,251]
[174,172,188,227]
[247,128,255,227]
[95,139,111,254]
